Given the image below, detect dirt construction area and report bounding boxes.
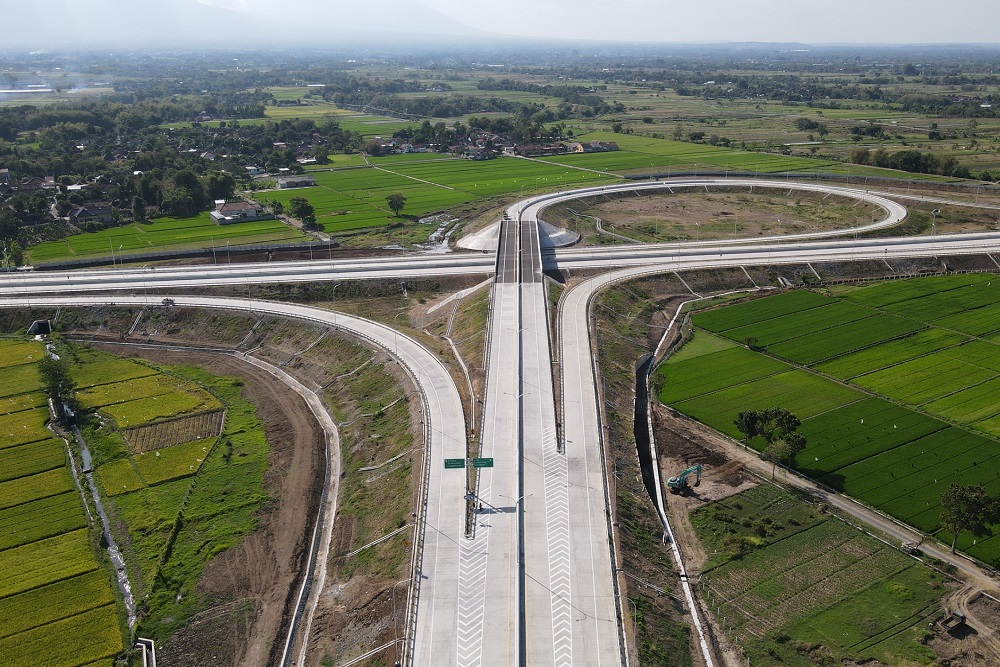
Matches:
[93,344,325,667]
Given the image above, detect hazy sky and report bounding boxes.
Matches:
[417,0,998,44]
[7,0,1000,49]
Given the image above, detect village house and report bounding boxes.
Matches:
[68,202,115,225]
[210,201,270,225]
[275,175,316,189]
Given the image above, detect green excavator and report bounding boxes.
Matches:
[667,464,702,494]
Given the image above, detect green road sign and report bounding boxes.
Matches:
[444,458,466,469]
[472,458,494,468]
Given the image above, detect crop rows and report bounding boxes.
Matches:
[721,301,876,348]
[657,345,790,404]
[0,529,97,600]
[0,603,122,667]
[692,289,833,332]
[103,391,217,428]
[0,570,114,640]
[70,354,157,389]
[852,351,996,405]
[845,274,992,308]
[934,302,1000,337]
[124,409,225,453]
[0,341,44,369]
[0,392,47,416]
[0,438,65,483]
[798,398,946,477]
[767,313,923,365]
[0,363,43,398]
[0,492,88,552]
[672,368,864,440]
[878,279,1000,320]
[0,407,53,450]
[924,377,1000,423]
[815,328,966,379]
[77,373,221,413]
[29,213,306,262]
[97,459,145,496]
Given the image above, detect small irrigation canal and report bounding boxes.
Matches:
[66,411,138,627]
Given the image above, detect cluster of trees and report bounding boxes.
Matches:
[733,407,806,478]
[849,147,974,179]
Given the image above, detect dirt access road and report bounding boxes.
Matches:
[96,343,326,667]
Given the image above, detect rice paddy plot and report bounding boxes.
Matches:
[0,407,52,449]
[0,392,47,416]
[923,377,1000,423]
[844,274,992,309]
[672,369,864,440]
[0,492,88,551]
[721,300,876,348]
[0,603,122,667]
[0,341,45,369]
[768,314,924,366]
[0,570,114,640]
[102,389,217,428]
[0,363,43,398]
[692,289,835,333]
[0,529,97,600]
[878,278,1000,321]
[389,157,612,197]
[852,351,997,406]
[934,302,1000,337]
[657,345,791,404]
[97,459,144,496]
[28,213,307,263]
[665,330,736,363]
[0,438,66,483]
[938,339,1000,373]
[797,398,946,479]
[77,373,221,412]
[132,437,214,485]
[0,467,74,511]
[70,353,158,389]
[814,328,967,380]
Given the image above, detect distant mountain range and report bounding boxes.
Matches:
[4,0,484,50]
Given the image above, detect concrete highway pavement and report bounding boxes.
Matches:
[458,217,521,667]
[493,197,623,666]
[0,294,467,667]
[551,231,1000,271]
[2,252,495,294]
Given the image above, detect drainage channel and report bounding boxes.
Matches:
[67,412,138,627]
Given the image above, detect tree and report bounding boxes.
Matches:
[734,411,760,443]
[763,433,806,479]
[386,192,407,217]
[38,357,76,408]
[287,196,315,221]
[734,407,806,476]
[940,484,1000,553]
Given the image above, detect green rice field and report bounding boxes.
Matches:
[0,340,123,666]
[659,275,1000,566]
[28,212,308,264]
